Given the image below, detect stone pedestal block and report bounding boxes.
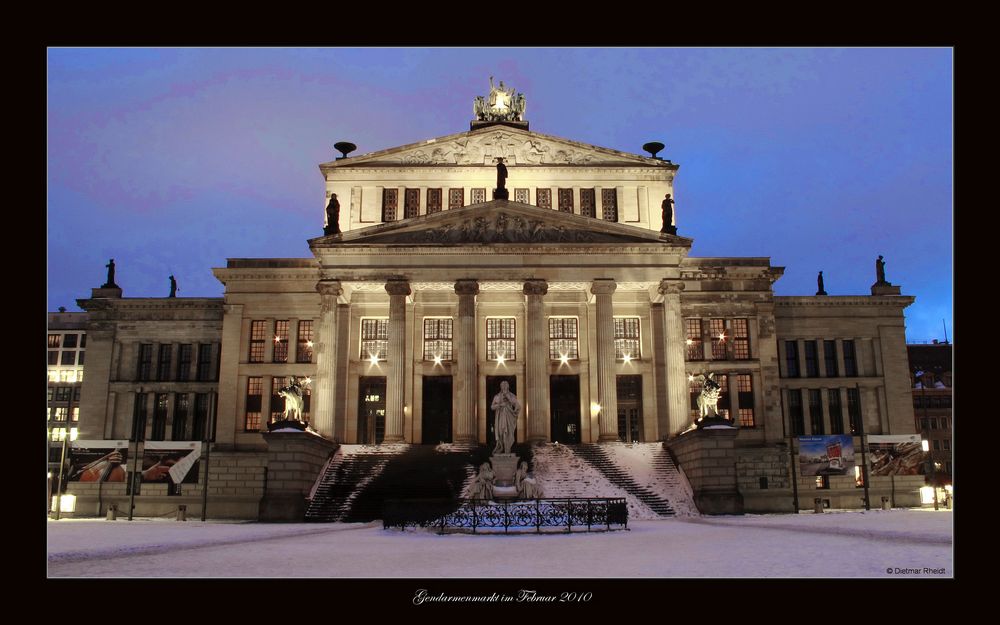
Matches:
[259,431,338,522]
[491,453,519,487]
[666,428,744,515]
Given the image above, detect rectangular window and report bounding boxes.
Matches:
[249,321,266,363]
[470,188,486,204]
[549,317,579,361]
[382,188,398,222]
[558,188,574,213]
[736,373,757,428]
[271,377,286,423]
[580,188,596,217]
[804,340,819,377]
[61,351,76,365]
[710,319,727,360]
[933,440,940,451]
[601,188,618,221]
[809,389,824,435]
[427,188,442,214]
[53,407,68,421]
[48,334,61,348]
[136,344,153,381]
[732,319,750,360]
[614,317,641,361]
[946,461,952,474]
[245,377,263,432]
[448,188,464,210]
[824,340,838,377]
[151,393,168,441]
[157,344,172,381]
[785,341,800,378]
[921,418,929,430]
[77,352,85,365]
[827,388,843,434]
[514,188,530,204]
[486,318,516,361]
[132,393,148,442]
[55,387,72,402]
[788,389,804,436]
[273,320,289,363]
[177,344,193,381]
[296,320,314,363]
[361,319,389,361]
[173,393,189,441]
[536,188,552,209]
[943,439,950,450]
[80,334,87,348]
[404,188,420,218]
[843,340,858,377]
[196,344,214,381]
[48,351,58,365]
[423,318,453,362]
[685,319,704,360]
[63,334,78,348]
[847,387,861,434]
[194,393,212,441]
[816,475,830,490]
[737,374,754,427]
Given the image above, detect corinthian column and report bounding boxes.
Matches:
[524,279,549,442]
[314,280,342,440]
[659,279,688,436]
[592,279,618,441]
[384,280,411,442]
[454,280,479,443]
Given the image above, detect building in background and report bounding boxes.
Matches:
[60,82,924,519]
[47,310,87,508]
[908,341,953,488]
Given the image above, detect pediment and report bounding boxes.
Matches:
[320,126,674,168]
[310,200,692,247]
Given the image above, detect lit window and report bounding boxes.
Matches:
[426,188,442,214]
[614,317,640,361]
[297,320,314,363]
[557,188,574,213]
[448,188,464,210]
[710,319,726,359]
[273,320,289,363]
[404,188,420,218]
[361,319,389,361]
[245,377,263,432]
[382,188,398,222]
[48,334,61,349]
[732,319,751,360]
[487,318,516,361]
[601,188,618,221]
[514,188,530,204]
[685,319,704,360]
[549,318,579,361]
[470,188,486,204]
[737,373,754,427]
[249,321,266,363]
[536,188,552,209]
[423,318,453,362]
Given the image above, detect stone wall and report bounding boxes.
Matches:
[259,431,339,521]
[667,428,743,514]
[736,445,795,513]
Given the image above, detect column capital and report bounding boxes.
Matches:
[658,279,685,295]
[523,279,548,296]
[316,280,343,298]
[385,280,411,297]
[590,279,617,296]
[454,279,480,296]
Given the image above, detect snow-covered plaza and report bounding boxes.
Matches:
[48,509,952,578]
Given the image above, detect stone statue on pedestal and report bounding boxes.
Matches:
[467,462,495,500]
[491,380,520,455]
[694,373,722,420]
[493,157,509,200]
[169,275,178,298]
[816,271,827,295]
[661,193,676,234]
[514,461,543,499]
[324,193,341,235]
[876,255,887,284]
[102,258,117,288]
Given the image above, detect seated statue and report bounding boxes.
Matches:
[514,461,542,499]
[467,462,495,500]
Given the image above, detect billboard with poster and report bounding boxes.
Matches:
[798,435,855,476]
[868,434,924,476]
[141,441,201,484]
[67,440,129,482]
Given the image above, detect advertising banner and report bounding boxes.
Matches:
[867,434,924,476]
[798,435,855,476]
[67,440,129,482]
[141,441,201,484]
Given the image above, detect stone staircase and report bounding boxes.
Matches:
[570,443,676,516]
[304,444,479,522]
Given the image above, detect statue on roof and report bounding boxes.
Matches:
[102,258,118,288]
[474,77,526,123]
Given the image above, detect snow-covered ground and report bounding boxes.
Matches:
[47,509,952,578]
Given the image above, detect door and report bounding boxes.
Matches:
[550,375,581,444]
[422,376,453,444]
[616,375,643,443]
[486,375,517,451]
[357,377,386,444]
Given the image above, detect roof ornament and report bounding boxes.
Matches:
[472,77,528,130]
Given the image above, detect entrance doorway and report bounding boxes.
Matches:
[617,375,643,442]
[550,375,581,444]
[357,377,386,444]
[486,375,517,451]
[422,376,453,444]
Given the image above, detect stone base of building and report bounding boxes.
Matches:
[259,430,338,522]
[667,427,743,515]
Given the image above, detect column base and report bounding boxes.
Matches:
[453,435,478,444]
[598,433,620,442]
[382,436,405,443]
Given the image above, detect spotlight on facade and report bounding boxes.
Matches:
[496,355,505,365]
[303,377,312,385]
[433,355,443,365]
[685,339,693,346]
[274,336,281,343]
[369,353,380,366]
[306,341,314,348]
[58,494,77,513]
[922,439,930,452]
[623,354,632,364]
[591,402,601,416]
[718,332,726,341]
[559,354,570,365]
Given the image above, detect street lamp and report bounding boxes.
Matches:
[921,439,939,510]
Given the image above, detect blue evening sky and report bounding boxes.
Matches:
[47,47,952,342]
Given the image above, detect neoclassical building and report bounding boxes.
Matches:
[71,84,922,517]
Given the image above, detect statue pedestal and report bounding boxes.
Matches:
[492,188,510,200]
[871,282,901,296]
[493,485,518,500]
[491,453,519,487]
[696,415,737,430]
[267,419,307,432]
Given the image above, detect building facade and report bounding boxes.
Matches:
[66,87,923,517]
[908,342,953,487]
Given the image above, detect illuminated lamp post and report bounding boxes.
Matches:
[921,439,939,510]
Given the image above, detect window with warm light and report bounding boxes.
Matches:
[536,188,552,209]
[404,188,420,218]
[732,319,750,359]
[514,188,529,204]
[245,377,262,432]
[549,317,579,361]
[361,319,389,361]
[471,188,486,204]
[426,188,442,214]
[487,318,515,361]
[273,320,289,363]
[448,188,464,210]
[249,321,266,363]
[736,373,754,427]
[297,320,314,363]
[710,319,726,359]
[557,188,573,213]
[685,319,704,360]
[382,188,398,222]
[48,334,61,349]
[614,317,640,361]
[423,318,453,362]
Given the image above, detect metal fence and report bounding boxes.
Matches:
[383,497,628,533]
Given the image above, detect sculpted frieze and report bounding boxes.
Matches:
[415,213,601,244]
[385,131,646,166]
